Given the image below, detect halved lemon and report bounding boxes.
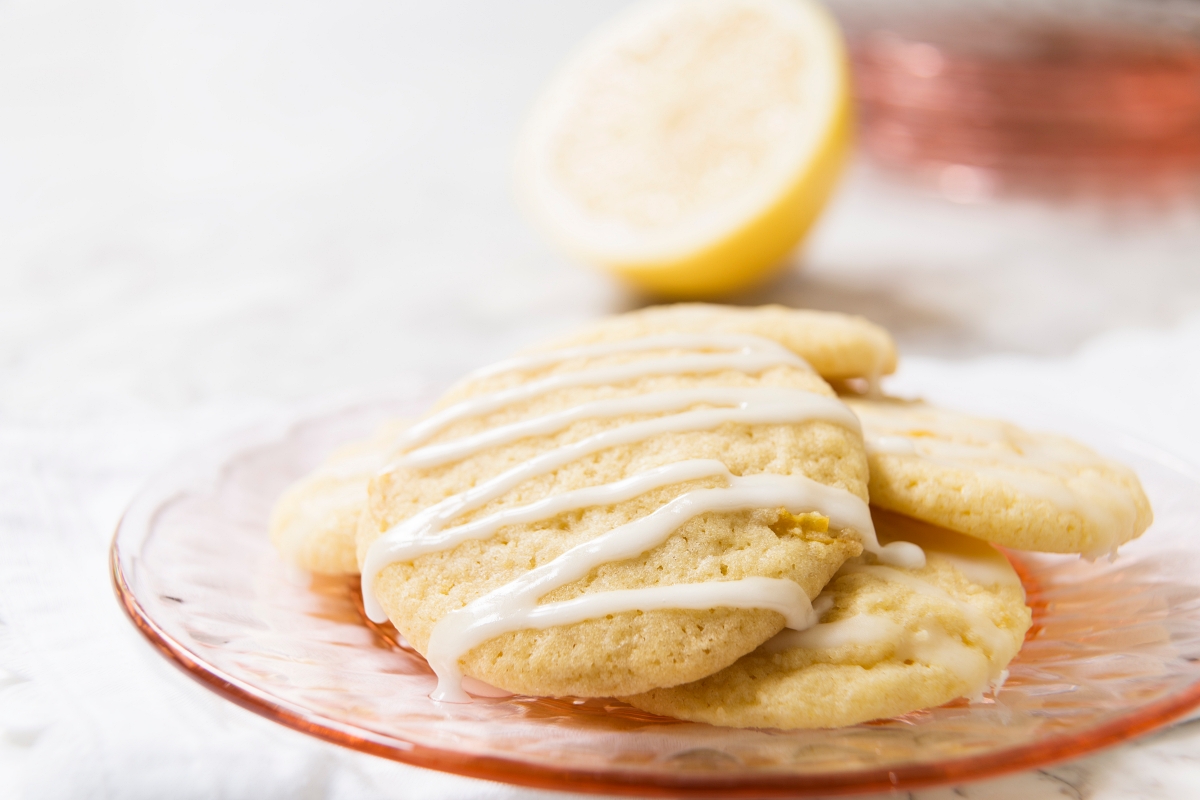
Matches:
[516,0,851,298]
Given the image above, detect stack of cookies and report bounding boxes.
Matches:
[270,305,1152,729]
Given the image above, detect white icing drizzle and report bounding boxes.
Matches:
[399,334,812,452]
[763,612,901,655]
[398,387,860,470]
[840,564,1010,658]
[881,520,1024,590]
[859,405,1142,557]
[361,333,926,701]
[422,473,883,701]
[465,333,807,380]
[362,459,734,607]
[363,388,866,622]
[431,578,815,702]
[363,391,922,623]
[766,612,996,696]
[762,562,1009,696]
[865,435,917,456]
[934,548,1023,590]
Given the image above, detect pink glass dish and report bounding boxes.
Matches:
[111,393,1200,797]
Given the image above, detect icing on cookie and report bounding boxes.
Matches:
[840,564,1010,658]
[363,460,733,576]
[423,473,879,701]
[765,614,995,690]
[362,333,925,701]
[864,435,917,456]
[396,333,812,452]
[429,578,812,702]
[924,542,1023,590]
[875,510,1026,590]
[465,333,806,379]
[398,387,860,470]
[364,388,922,619]
[762,563,1011,697]
[860,407,1142,556]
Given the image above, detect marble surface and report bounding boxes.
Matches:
[4,1,1200,797]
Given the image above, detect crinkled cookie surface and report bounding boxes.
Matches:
[849,399,1153,556]
[358,310,877,698]
[270,419,409,575]
[626,513,1031,728]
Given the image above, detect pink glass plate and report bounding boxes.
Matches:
[111,392,1200,797]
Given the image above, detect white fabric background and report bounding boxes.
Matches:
[4,1,1200,797]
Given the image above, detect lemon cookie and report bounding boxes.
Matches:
[270,419,408,575]
[848,399,1153,557]
[626,511,1031,729]
[548,304,897,383]
[358,329,921,701]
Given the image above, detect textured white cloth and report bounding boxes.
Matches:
[5,0,1200,797]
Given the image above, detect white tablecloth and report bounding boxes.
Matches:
[5,1,1200,797]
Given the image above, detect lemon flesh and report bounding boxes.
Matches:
[517,0,851,298]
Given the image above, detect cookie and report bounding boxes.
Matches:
[626,511,1031,729]
[358,323,916,700]
[547,304,897,383]
[269,419,408,575]
[847,399,1153,557]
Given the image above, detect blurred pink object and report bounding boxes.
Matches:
[831,1,1200,198]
